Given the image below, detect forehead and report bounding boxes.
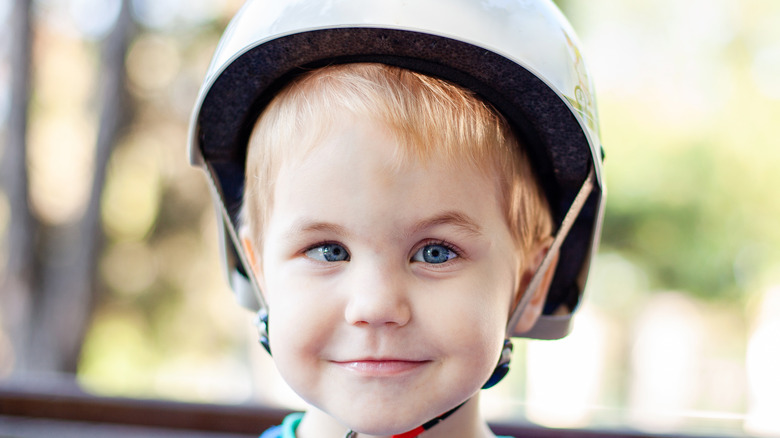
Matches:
[249,63,510,181]
[278,110,495,188]
[268,116,505,236]
[270,108,502,188]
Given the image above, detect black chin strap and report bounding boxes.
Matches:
[345,400,466,438]
[482,339,514,389]
[254,309,271,354]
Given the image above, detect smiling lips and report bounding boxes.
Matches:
[334,359,430,376]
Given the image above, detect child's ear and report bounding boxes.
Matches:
[239,226,265,289]
[511,238,559,335]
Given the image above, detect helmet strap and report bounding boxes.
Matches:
[482,338,514,389]
[345,400,467,438]
[506,167,596,337]
[253,308,271,354]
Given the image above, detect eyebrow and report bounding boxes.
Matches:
[282,210,483,242]
[407,211,483,238]
[283,220,348,241]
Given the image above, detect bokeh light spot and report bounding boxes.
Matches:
[126,34,181,95]
[101,136,163,241]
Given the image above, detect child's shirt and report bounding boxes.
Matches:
[259,412,302,438]
[258,412,515,438]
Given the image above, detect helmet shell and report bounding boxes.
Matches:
[189,0,605,339]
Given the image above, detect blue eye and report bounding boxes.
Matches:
[305,243,350,262]
[412,243,458,264]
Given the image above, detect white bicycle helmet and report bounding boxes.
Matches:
[189,0,605,343]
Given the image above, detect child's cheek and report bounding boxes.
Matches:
[265,276,336,359]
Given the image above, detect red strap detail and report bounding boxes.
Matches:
[390,401,466,438]
[392,426,425,438]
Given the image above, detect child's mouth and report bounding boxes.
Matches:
[333,359,430,377]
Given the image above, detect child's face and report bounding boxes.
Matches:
[252,115,522,434]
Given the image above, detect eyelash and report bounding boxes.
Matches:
[302,240,349,256]
[303,240,341,252]
[415,239,463,258]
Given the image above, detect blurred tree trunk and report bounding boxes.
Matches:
[26,0,135,373]
[1,0,135,375]
[0,0,36,374]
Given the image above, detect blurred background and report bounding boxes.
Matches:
[1,0,779,436]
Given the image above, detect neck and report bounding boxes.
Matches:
[296,394,496,438]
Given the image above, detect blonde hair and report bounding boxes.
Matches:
[243,63,552,255]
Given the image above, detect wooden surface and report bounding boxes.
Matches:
[0,379,744,438]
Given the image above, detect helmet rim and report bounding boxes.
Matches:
[189,3,605,339]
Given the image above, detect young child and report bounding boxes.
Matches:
[189,1,605,437]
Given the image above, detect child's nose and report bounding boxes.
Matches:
[343,260,411,327]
